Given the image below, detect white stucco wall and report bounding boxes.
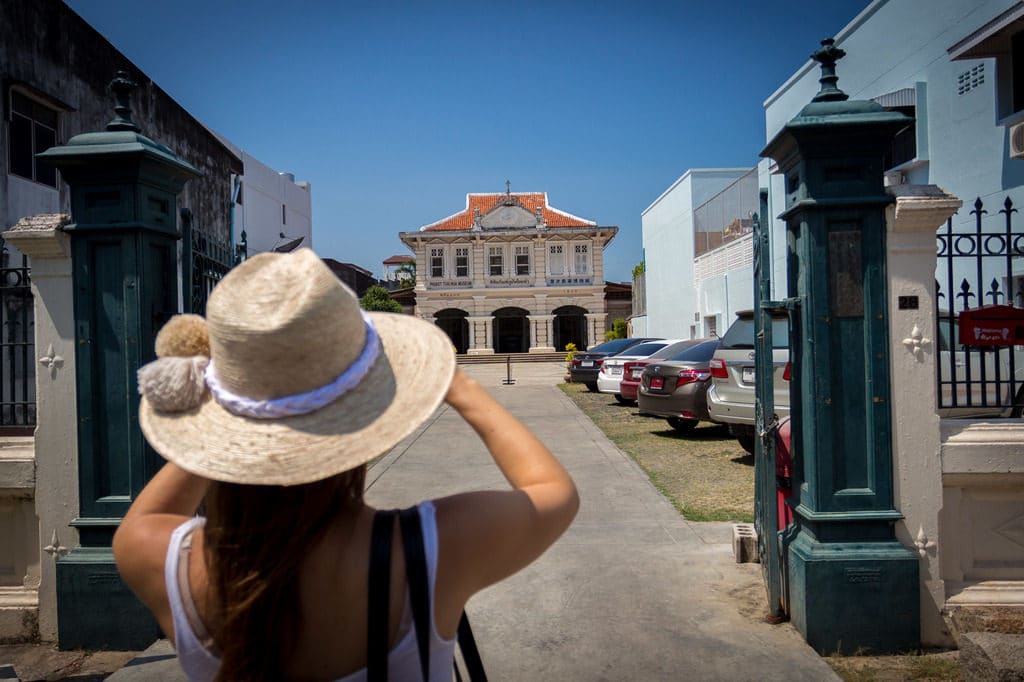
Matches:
[641,168,752,338]
[233,150,313,258]
[763,0,1024,289]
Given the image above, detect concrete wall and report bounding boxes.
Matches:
[0,0,241,241]
[641,169,751,339]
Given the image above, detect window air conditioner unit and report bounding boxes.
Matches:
[1010,123,1024,160]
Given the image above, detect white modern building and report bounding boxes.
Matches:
[639,168,756,339]
[762,0,1024,297]
[210,138,313,259]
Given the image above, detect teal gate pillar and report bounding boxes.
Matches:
[37,73,201,650]
[760,41,919,654]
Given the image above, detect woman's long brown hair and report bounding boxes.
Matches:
[203,465,366,681]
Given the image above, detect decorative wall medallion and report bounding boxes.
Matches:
[901,325,931,361]
[915,526,937,558]
[38,344,65,378]
[43,529,68,560]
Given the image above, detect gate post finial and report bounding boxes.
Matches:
[106,71,140,133]
[810,38,849,103]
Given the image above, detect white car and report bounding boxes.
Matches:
[597,339,686,404]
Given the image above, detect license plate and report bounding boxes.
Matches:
[581,360,593,367]
[631,369,643,379]
[742,366,755,383]
[651,376,664,390]
[611,367,622,375]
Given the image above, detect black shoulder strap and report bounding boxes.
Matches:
[367,509,397,682]
[399,506,431,682]
[458,612,488,682]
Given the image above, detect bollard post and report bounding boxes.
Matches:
[502,355,516,385]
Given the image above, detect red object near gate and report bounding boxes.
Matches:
[775,417,795,531]
[958,304,1024,347]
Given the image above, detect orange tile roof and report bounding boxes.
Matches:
[420,193,596,231]
[383,254,412,265]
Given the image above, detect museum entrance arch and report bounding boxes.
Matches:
[492,307,529,353]
[553,305,587,351]
[434,308,469,354]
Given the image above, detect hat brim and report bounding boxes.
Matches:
[139,312,456,486]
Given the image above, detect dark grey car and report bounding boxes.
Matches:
[570,337,661,390]
[637,339,719,433]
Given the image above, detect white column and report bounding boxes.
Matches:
[1,215,80,642]
[465,316,494,355]
[527,314,555,353]
[885,186,961,647]
[585,313,604,349]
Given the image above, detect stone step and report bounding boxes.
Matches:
[456,352,565,366]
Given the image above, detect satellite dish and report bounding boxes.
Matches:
[273,236,305,253]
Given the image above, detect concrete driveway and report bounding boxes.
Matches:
[366,362,837,681]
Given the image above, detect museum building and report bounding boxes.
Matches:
[399,190,618,354]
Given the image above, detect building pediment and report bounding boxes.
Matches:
[478,197,541,230]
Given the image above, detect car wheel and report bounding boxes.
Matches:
[585,382,599,392]
[734,426,757,454]
[614,394,634,405]
[667,417,698,434]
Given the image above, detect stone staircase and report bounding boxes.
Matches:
[456,352,565,365]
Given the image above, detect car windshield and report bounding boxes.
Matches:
[589,337,648,354]
[667,340,719,362]
[719,317,789,350]
[617,341,667,357]
[645,340,700,360]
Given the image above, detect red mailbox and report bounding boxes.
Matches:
[958,305,1024,347]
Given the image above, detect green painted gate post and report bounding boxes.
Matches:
[37,73,201,650]
[760,41,920,654]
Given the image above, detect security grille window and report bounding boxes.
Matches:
[573,243,589,274]
[515,245,530,276]
[1014,32,1024,114]
[430,248,445,278]
[454,247,469,278]
[9,91,58,187]
[488,246,504,276]
[549,244,565,275]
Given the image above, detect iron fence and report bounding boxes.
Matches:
[181,208,233,316]
[935,196,1024,414]
[0,253,35,430]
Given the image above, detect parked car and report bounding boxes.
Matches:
[637,339,720,433]
[619,339,707,403]
[706,310,790,453]
[598,339,684,403]
[570,337,661,391]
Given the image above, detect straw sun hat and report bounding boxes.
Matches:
[138,248,456,486]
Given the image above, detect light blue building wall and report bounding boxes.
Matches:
[641,168,751,338]
[763,0,1024,295]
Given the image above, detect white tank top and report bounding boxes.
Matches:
[163,501,457,681]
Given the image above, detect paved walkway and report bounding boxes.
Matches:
[108,362,837,681]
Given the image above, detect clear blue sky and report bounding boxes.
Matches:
[66,0,870,282]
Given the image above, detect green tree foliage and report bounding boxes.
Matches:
[632,261,645,278]
[612,318,628,339]
[360,285,401,313]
